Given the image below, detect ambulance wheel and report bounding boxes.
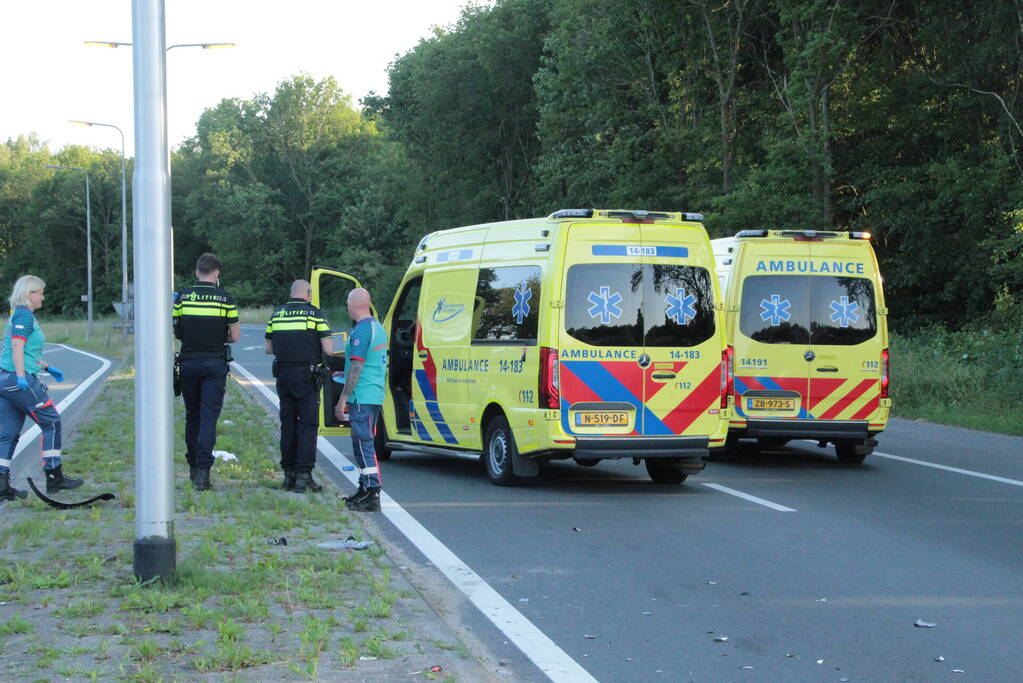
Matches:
[484,416,520,486]
[574,458,600,467]
[374,414,392,461]
[645,459,688,485]
[835,441,870,464]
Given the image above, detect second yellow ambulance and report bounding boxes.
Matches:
[712,229,891,463]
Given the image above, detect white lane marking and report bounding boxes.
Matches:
[230,360,595,683]
[874,451,1023,488]
[12,344,112,460]
[702,483,797,511]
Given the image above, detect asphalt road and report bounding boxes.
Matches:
[7,343,113,487]
[233,324,1022,682]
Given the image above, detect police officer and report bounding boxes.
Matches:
[264,280,333,493]
[173,253,240,491]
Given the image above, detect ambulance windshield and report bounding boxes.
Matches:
[739,275,877,345]
[564,264,716,347]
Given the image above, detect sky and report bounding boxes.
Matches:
[1,0,480,153]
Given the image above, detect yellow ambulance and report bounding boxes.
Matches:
[314,209,732,485]
[712,229,891,463]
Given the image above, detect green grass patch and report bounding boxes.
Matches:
[0,357,473,680]
[890,327,1023,435]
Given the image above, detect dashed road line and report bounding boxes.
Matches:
[231,359,596,683]
[702,482,798,511]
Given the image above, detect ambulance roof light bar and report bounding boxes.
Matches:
[550,208,594,219]
[849,231,872,240]
[735,229,768,238]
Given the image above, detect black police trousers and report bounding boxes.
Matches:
[276,366,320,474]
[180,358,228,470]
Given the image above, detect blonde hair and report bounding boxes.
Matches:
[9,275,45,309]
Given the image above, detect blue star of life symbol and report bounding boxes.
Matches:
[512,282,532,324]
[760,294,792,326]
[587,286,623,324]
[829,296,859,327]
[664,288,697,324]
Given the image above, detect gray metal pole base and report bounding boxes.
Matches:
[133,537,176,583]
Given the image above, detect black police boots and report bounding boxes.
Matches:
[282,470,296,491]
[345,487,380,512]
[45,465,83,494]
[0,472,27,502]
[293,471,322,493]
[189,466,198,485]
[194,468,212,492]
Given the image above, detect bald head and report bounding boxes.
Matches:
[347,287,373,321]
[290,279,312,301]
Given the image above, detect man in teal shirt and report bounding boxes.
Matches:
[335,288,387,511]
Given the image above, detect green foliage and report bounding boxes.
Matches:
[1,0,1020,334]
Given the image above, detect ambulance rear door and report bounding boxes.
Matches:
[559,222,646,437]
[804,241,883,422]
[733,242,812,422]
[639,223,721,437]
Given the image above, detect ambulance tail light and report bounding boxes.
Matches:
[880,348,890,398]
[720,346,734,408]
[539,347,560,409]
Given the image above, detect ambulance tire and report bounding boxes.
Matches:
[484,416,521,486]
[645,459,688,485]
[835,441,870,464]
[374,414,392,461]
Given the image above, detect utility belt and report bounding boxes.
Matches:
[272,360,327,391]
[176,345,233,362]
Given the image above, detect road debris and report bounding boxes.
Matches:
[935,656,945,662]
[583,634,596,639]
[714,636,729,643]
[816,598,827,603]
[342,465,355,471]
[707,581,718,585]
[572,526,581,531]
[318,535,373,550]
[952,670,964,674]
[212,450,237,461]
[816,659,824,664]
[266,537,288,546]
[914,619,937,628]
[222,419,235,425]
[519,598,529,603]
[359,656,378,661]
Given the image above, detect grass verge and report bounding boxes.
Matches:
[0,366,477,681]
[890,327,1023,436]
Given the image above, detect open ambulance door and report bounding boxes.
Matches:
[311,266,377,437]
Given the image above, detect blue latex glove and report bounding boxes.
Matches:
[47,366,64,383]
[16,376,29,391]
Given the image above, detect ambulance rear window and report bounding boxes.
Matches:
[739,275,876,345]
[564,264,716,348]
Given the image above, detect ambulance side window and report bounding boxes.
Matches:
[644,265,716,347]
[472,266,541,344]
[564,264,643,347]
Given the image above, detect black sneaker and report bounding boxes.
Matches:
[345,487,380,512]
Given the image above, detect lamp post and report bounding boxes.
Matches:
[70,120,129,339]
[85,40,236,51]
[45,164,93,341]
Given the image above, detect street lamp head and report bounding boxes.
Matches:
[84,40,130,48]
[201,42,235,49]
[69,120,94,127]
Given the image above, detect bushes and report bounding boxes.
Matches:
[890,323,1023,435]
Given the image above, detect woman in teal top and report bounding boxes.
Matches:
[0,275,84,502]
